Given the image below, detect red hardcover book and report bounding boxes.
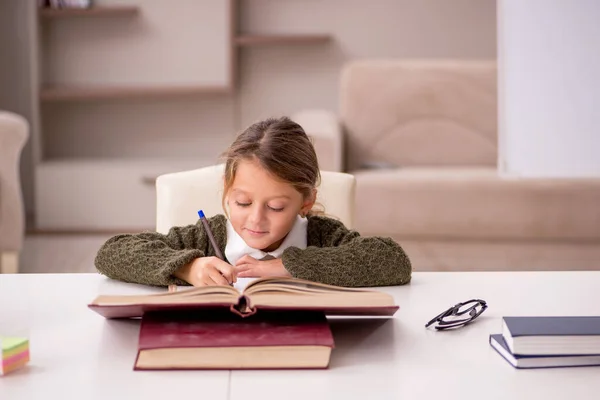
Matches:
[88,277,399,319]
[134,310,335,370]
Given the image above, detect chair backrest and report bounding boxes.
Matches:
[155,164,356,234]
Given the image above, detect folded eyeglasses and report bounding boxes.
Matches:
[425,299,488,330]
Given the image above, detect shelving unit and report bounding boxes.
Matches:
[38,2,233,101]
[33,1,235,231]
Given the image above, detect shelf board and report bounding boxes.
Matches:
[235,34,332,47]
[40,85,231,101]
[39,5,140,19]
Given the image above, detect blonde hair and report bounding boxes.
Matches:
[221,116,322,216]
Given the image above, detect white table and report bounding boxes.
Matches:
[0,273,230,400]
[2,272,600,400]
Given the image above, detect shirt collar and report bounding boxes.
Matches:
[225,215,308,265]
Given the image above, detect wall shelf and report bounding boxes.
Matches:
[39,6,140,19]
[40,85,230,101]
[235,34,332,47]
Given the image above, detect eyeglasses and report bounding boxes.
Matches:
[425,299,488,330]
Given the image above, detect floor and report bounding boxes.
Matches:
[20,234,113,273]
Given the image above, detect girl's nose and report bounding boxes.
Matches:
[248,205,265,223]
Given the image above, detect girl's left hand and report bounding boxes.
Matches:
[235,255,292,278]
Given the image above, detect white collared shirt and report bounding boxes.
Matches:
[225,215,308,265]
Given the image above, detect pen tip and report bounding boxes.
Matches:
[197,210,205,218]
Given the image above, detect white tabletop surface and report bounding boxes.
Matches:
[230,271,600,400]
[2,271,600,400]
[0,273,230,400]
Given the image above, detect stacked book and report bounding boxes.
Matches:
[490,316,600,369]
[1,337,30,376]
[88,277,399,370]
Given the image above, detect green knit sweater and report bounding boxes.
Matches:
[94,214,412,288]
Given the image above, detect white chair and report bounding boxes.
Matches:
[155,164,356,234]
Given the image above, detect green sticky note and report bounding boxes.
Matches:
[1,337,29,355]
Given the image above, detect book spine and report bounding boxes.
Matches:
[230,295,256,318]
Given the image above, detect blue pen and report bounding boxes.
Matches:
[198,210,225,260]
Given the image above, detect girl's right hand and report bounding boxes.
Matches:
[174,256,237,286]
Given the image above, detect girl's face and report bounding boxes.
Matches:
[226,158,315,252]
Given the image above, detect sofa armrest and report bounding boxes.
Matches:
[292,109,344,172]
[0,111,29,252]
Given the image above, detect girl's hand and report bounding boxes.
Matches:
[174,256,236,286]
[235,255,292,278]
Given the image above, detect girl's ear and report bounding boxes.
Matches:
[300,189,317,217]
[222,193,231,218]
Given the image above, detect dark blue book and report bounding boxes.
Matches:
[502,316,600,355]
[490,334,600,369]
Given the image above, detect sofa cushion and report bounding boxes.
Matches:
[353,168,600,241]
[340,60,497,171]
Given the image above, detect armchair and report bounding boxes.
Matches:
[0,111,29,274]
[292,60,600,271]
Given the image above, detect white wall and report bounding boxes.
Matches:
[498,0,600,178]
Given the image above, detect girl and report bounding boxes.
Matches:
[94,117,412,288]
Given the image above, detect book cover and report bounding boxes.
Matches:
[502,316,600,355]
[489,334,600,369]
[134,309,335,370]
[504,316,600,337]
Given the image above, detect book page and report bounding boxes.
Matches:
[244,277,377,296]
[91,284,240,306]
[242,278,396,309]
[234,277,259,292]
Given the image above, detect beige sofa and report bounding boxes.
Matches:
[0,111,29,273]
[293,60,600,271]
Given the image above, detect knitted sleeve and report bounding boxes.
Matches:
[282,216,412,287]
[94,215,227,287]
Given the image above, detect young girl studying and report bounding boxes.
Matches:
[94,117,412,288]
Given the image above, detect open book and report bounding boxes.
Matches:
[88,277,399,319]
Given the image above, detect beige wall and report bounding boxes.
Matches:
[4,0,496,223]
[42,0,231,87]
[38,0,497,161]
[238,0,497,127]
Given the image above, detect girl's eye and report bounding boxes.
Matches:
[235,201,283,212]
